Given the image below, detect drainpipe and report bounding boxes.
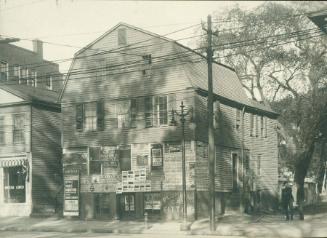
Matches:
[240,106,245,213]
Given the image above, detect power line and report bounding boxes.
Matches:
[1,29,324,88]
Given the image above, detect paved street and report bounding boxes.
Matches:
[0,231,245,238]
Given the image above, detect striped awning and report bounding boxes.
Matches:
[0,158,27,167]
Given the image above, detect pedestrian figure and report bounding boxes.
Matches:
[281,181,294,220]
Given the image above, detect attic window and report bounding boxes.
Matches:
[142,54,152,76]
[118,28,127,46]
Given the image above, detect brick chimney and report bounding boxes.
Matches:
[32,39,43,59]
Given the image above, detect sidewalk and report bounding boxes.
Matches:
[0,211,327,237]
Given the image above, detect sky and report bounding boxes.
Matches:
[0,0,264,72]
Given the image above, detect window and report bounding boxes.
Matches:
[263,117,267,137]
[117,100,130,128]
[0,62,8,81]
[260,116,264,137]
[130,99,137,128]
[235,109,241,130]
[257,155,262,176]
[142,55,152,76]
[255,115,259,137]
[76,104,84,131]
[97,101,105,131]
[213,101,220,129]
[89,147,102,175]
[29,70,36,87]
[0,116,5,144]
[250,114,254,136]
[144,96,168,127]
[85,102,97,131]
[156,96,168,125]
[12,65,20,81]
[144,97,153,127]
[232,153,239,191]
[151,144,163,168]
[13,114,25,144]
[119,146,131,171]
[4,166,26,203]
[20,68,28,84]
[118,28,127,45]
[45,74,52,90]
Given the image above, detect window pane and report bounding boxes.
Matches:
[0,116,4,144]
[118,28,127,45]
[13,114,25,144]
[0,62,8,81]
[4,166,26,203]
[85,102,97,131]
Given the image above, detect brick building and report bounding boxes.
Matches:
[0,41,62,216]
[60,23,279,220]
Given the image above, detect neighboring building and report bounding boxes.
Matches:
[60,23,279,220]
[0,41,62,217]
[0,39,62,92]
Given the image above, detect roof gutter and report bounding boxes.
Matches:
[195,87,279,118]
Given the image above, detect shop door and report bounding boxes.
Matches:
[120,193,136,219]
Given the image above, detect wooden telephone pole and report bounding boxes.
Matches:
[206,14,216,232]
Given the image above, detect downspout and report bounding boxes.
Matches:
[240,106,245,213]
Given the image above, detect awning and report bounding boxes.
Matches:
[0,158,27,167]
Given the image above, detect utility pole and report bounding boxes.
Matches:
[170,101,192,231]
[207,14,216,231]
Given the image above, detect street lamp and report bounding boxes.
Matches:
[170,101,194,231]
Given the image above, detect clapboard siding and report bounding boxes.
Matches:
[31,106,61,211]
[193,94,278,193]
[62,26,193,104]
[62,91,195,148]
[0,104,31,155]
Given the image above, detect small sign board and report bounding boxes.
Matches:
[63,169,80,217]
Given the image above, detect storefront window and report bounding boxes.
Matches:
[3,166,26,203]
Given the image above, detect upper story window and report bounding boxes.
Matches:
[0,116,5,145]
[118,28,127,46]
[235,109,241,130]
[144,95,168,127]
[256,154,262,176]
[0,61,8,81]
[130,99,137,128]
[250,114,259,137]
[213,101,220,129]
[12,65,20,81]
[45,74,52,90]
[29,70,37,87]
[76,101,104,132]
[13,114,25,144]
[261,116,267,138]
[142,54,152,76]
[20,68,28,85]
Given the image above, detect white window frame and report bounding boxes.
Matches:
[0,61,9,81]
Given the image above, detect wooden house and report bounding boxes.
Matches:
[0,41,62,217]
[60,23,279,220]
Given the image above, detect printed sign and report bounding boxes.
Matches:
[119,169,151,193]
[64,169,79,217]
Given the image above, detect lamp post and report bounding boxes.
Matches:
[170,101,193,231]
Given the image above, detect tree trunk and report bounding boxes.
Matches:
[294,142,315,220]
[317,141,326,193]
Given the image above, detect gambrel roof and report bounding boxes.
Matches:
[60,22,277,117]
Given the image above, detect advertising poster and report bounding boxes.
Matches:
[63,169,80,217]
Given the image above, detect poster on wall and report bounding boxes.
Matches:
[63,169,80,217]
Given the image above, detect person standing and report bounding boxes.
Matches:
[281,181,294,220]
